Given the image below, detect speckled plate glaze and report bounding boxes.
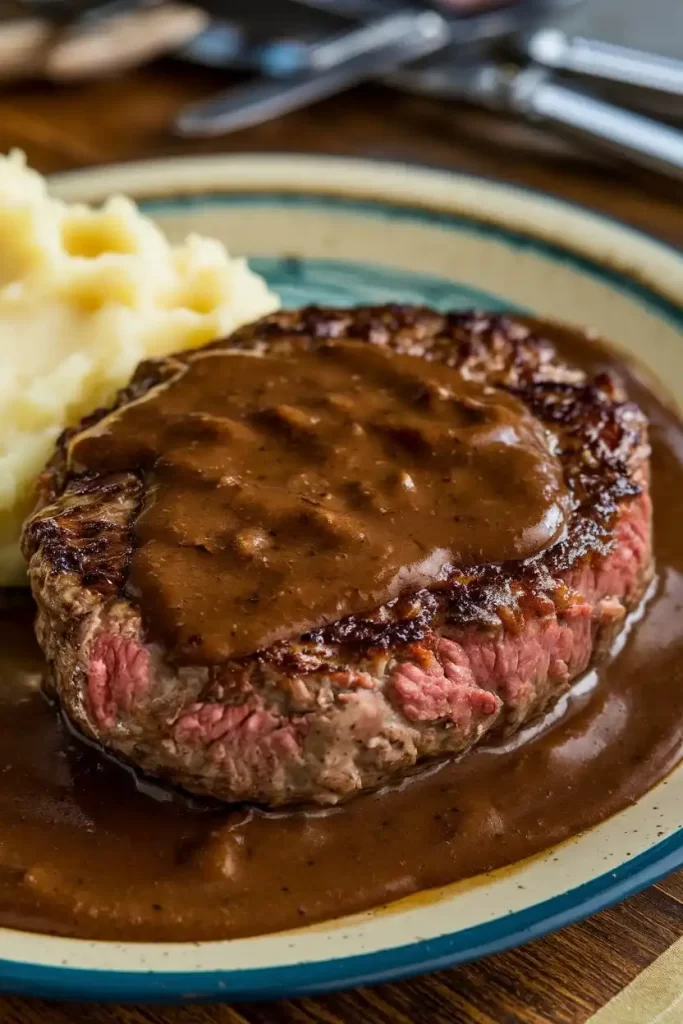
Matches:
[5,155,682,1003]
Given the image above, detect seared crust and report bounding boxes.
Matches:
[20,307,653,806]
[24,307,648,661]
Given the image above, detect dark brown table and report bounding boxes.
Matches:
[1,61,682,1024]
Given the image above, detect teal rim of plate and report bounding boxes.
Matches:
[248,256,518,312]
[141,191,683,331]
[0,827,682,1002]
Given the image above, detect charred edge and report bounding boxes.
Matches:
[23,474,145,594]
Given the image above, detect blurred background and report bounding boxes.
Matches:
[0,0,682,234]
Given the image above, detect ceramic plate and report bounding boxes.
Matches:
[4,155,683,1002]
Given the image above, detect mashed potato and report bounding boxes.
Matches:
[0,151,279,585]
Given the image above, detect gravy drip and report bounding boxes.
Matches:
[69,341,568,662]
[0,322,681,942]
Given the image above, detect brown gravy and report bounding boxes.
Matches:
[70,340,567,662]
[0,321,682,942]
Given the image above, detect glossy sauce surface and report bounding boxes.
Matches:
[0,323,681,942]
[69,341,568,662]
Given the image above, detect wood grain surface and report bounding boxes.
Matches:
[1,59,682,1024]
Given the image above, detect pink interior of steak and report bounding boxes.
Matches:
[22,309,653,806]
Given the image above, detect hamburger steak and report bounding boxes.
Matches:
[22,307,653,807]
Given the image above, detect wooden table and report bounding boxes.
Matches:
[1,61,682,1024]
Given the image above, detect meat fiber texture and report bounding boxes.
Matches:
[22,308,653,807]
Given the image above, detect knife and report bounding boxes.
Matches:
[525,27,683,98]
[175,7,450,137]
[389,57,683,181]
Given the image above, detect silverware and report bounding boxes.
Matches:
[173,0,588,135]
[523,0,683,99]
[178,1,534,76]
[390,58,683,181]
[259,3,420,77]
[526,28,683,98]
[176,8,450,137]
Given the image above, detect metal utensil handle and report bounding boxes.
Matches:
[527,29,683,98]
[176,70,366,136]
[259,9,440,77]
[514,70,683,182]
[176,9,449,137]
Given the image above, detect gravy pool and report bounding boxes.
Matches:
[0,321,681,942]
